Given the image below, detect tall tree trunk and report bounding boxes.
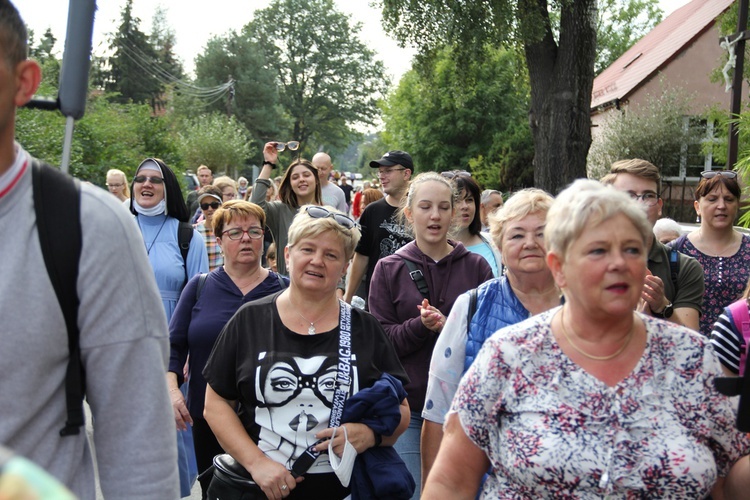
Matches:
[523,0,597,194]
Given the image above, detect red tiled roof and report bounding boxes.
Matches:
[591,0,734,110]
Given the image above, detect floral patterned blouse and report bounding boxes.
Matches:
[669,233,750,336]
[452,308,748,499]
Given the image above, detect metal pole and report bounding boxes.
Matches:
[61,116,75,173]
[728,0,749,169]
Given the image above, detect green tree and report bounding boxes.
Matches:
[177,113,253,178]
[382,0,597,193]
[246,0,389,151]
[381,44,534,190]
[595,0,663,74]
[104,0,162,106]
[587,84,699,180]
[194,31,285,155]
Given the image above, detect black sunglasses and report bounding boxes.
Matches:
[201,202,221,210]
[304,206,358,230]
[133,175,164,184]
[700,170,737,180]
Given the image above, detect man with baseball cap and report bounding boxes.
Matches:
[344,151,413,307]
[195,185,224,270]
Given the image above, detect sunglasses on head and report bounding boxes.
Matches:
[700,170,737,180]
[304,206,358,230]
[441,170,472,180]
[201,202,221,210]
[133,175,164,184]
[275,141,300,152]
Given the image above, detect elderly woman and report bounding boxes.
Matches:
[421,188,558,482]
[203,206,410,499]
[423,179,749,499]
[129,157,208,496]
[369,172,493,498]
[251,142,323,275]
[169,200,288,498]
[669,170,750,336]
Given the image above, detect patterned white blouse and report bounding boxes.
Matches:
[453,307,749,498]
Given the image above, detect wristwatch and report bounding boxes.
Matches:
[653,302,674,319]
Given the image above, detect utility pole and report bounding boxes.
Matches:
[727,0,749,169]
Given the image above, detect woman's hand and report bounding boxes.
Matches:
[169,388,193,431]
[248,455,301,500]
[263,142,280,166]
[315,423,375,455]
[418,298,446,333]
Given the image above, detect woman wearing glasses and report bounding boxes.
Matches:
[169,200,289,498]
[203,206,410,499]
[669,170,750,336]
[368,172,493,497]
[251,142,323,276]
[129,158,209,496]
[194,185,224,271]
[106,168,130,203]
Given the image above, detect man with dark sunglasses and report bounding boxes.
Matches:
[195,185,225,271]
[344,151,414,308]
[0,1,179,496]
[601,159,704,331]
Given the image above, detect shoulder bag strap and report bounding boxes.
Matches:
[401,257,430,301]
[290,300,353,477]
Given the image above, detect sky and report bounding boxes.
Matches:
[20,0,694,84]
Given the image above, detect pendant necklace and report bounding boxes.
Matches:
[288,295,328,335]
[138,216,168,255]
[559,307,635,361]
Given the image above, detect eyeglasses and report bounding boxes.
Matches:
[304,206,358,230]
[376,167,406,177]
[221,227,264,240]
[133,175,164,184]
[201,202,221,210]
[106,183,124,188]
[701,170,737,179]
[627,191,660,206]
[275,141,300,152]
[441,170,472,179]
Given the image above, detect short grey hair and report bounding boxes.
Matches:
[287,205,361,261]
[489,188,553,246]
[481,189,503,205]
[545,179,651,259]
[653,217,683,239]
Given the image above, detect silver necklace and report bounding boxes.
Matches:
[288,295,327,335]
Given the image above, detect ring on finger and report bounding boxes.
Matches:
[281,484,288,491]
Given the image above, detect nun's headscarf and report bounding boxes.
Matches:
[130,158,190,222]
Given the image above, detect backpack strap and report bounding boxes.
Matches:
[195,273,209,302]
[668,248,680,291]
[277,273,288,290]
[401,257,430,301]
[467,288,478,326]
[31,160,85,436]
[178,221,193,286]
[728,299,750,375]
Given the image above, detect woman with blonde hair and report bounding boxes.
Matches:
[369,172,493,497]
[424,179,749,499]
[106,168,130,203]
[204,206,410,499]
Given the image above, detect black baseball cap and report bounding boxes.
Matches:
[369,151,413,171]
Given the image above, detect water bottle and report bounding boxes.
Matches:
[351,296,366,310]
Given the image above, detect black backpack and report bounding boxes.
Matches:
[32,160,193,436]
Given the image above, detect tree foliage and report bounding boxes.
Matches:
[588,84,699,179]
[382,0,597,194]
[177,113,253,177]
[245,0,389,152]
[382,44,534,190]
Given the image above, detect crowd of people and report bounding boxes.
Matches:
[5,0,750,498]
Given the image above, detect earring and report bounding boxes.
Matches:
[696,215,701,223]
